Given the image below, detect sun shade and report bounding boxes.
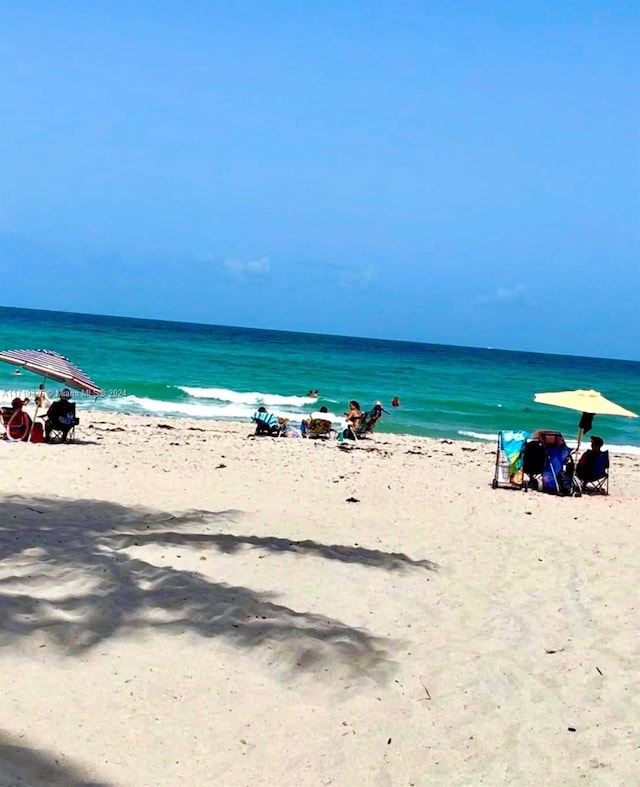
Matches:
[0,349,102,396]
[534,389,637,418]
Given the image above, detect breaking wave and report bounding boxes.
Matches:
[179,386,316,407]
[97,394,304,422]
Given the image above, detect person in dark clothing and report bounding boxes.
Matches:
[576,436,606,481]
[45,388,76,442]
[371,401,388,419]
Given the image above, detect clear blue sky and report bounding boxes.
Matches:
[1,1,638,359]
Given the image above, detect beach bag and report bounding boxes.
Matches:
[30,422,45,443]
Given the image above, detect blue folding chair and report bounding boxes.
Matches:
[538,432,581,497]
[577,450,609,495]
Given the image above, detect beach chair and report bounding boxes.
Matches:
[349,405,384,440]
[1,406,14,439]
[251,409,283,436]
[523,430,580,496]
[305,418,334,439]
[42,402,79,443]
[356,410,381,437]
[492,429,529,489]
[577,450,609,495]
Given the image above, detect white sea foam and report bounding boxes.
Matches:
[179,386,316,407]
[458,430,496,442]
[97,395,304,423]
[606,444,640,456]
[457,430,640,456]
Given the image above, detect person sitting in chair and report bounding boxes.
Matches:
[6,397,32,441]
[34,384,51,411]
[252,405,278,436]
[342,400,362,440]
[45,388,76,443]
[301,405,327,432]
[371,401,388,420]
[359,401,387,434]
[302,406,337,438]
[576,436,607,482]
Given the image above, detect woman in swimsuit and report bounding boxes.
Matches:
[343,400,362,439]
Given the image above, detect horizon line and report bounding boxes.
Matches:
[0,303,638,365]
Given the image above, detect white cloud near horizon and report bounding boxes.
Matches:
[224,256,271,281]
[338,264,377,290]
[475,284,527,304]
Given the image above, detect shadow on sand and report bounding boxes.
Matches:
[0,496,436,676]
[0,731,111,787]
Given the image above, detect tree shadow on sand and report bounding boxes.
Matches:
[0,496,436,678]
[0,730,111,787]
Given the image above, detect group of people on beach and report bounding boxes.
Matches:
[1,386,77,443]
[253,397,391,440]
[339,399,389,437]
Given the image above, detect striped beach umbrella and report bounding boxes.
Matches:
[0,348,102,396]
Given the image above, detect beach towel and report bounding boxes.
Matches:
[252,409,278,435]
[501,429,529,480]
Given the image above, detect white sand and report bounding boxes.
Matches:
[1,412,639,786]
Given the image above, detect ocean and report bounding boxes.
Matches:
[2,306,639,454]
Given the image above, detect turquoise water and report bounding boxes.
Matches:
[1,306,639,453]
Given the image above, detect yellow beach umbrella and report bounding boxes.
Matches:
[534,390,637,418]
[534,389,638,448]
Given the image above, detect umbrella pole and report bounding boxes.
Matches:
[576,427,584,454]
[30,376,48,440]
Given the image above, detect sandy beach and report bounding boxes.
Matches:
[1,411,639,786]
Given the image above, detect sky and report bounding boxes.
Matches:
[1,1,638,359]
